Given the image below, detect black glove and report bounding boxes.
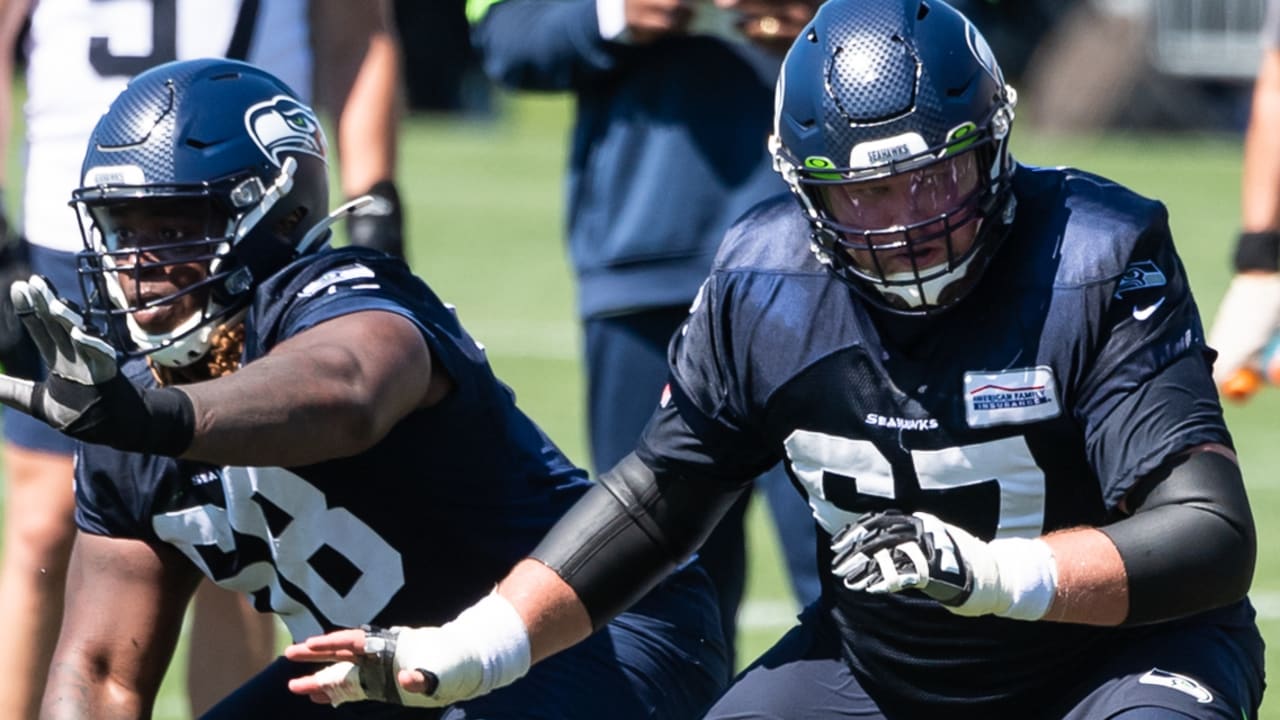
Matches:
[0,275,194,455]
[346,179,405,259]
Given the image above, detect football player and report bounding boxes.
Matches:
[1207,0,1280,401]
[0,2,406,716]
[290,1,1266,717]
[2,58,726,718]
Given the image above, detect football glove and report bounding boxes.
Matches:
[0,275,193,455]
[1207,272,1280,392]
[346,179,404,259]
[831,510,1056,621]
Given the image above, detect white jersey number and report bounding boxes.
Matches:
[152,466,405,640]
[784,430,1046,538]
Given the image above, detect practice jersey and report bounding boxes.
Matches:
[22,0,310,253]
[638,163,1260,710]
[75,248,592,641]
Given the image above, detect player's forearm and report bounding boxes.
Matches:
[497,559,594,663]
[1040,527,1128,625]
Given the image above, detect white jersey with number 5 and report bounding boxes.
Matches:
[22,0,311,253]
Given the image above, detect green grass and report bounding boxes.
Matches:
[10,91,1280,717]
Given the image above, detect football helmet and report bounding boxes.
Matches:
[771,0,1017,314]
[72,58,331,367]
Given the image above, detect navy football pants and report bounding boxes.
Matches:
[703,602,1265,720]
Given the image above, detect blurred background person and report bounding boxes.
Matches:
[1209,0,1280,401]
[468,0,824,669]
[392,0,492,116]
[0,1,403,716]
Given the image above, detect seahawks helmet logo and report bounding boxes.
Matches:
[244,95,326,167]
[965,20,1002,86]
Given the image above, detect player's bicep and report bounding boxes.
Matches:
[46,532,202,713]
[267,309,440,411]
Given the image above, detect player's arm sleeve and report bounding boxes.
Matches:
[1099,447,1255,624]
[531,273,780,628]
[468,0,623,90]
[530,450,749,629]
[1074,212,1255,622]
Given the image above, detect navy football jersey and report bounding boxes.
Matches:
[75,247,592,641]
[637,164,1260,708]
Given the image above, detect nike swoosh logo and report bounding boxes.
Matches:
[1133,296,1166,321]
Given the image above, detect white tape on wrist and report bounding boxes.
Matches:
[449,590,533,692]
[987,537,1058,621]
[386,590,532,705]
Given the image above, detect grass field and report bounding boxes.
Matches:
[10,90,1280,717]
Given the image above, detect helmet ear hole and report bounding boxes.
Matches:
[275,206,308,238]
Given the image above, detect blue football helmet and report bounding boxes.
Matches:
[72,58,331,367]
[771,0,1017,315]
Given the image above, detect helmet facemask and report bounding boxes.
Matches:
[73,159,298,367]
[775,105,1016,314]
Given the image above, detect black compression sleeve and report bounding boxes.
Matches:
[529,452,747,629]
[1233,230,1280,272]
[1100,450,1256,625]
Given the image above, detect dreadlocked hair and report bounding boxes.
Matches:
[148,322,246,386]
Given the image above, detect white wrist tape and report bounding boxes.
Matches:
[447,590,533,693]
[393,590,532,705]
[955,537,1057,621]
[312,591,532,708]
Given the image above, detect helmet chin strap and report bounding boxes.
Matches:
[130,306,249,368]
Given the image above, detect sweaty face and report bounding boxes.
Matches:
[818,152,982,278]
[90,197,229,335]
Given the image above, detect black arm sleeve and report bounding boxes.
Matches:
[1100,449,1256,625]
[529,452,748,629]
